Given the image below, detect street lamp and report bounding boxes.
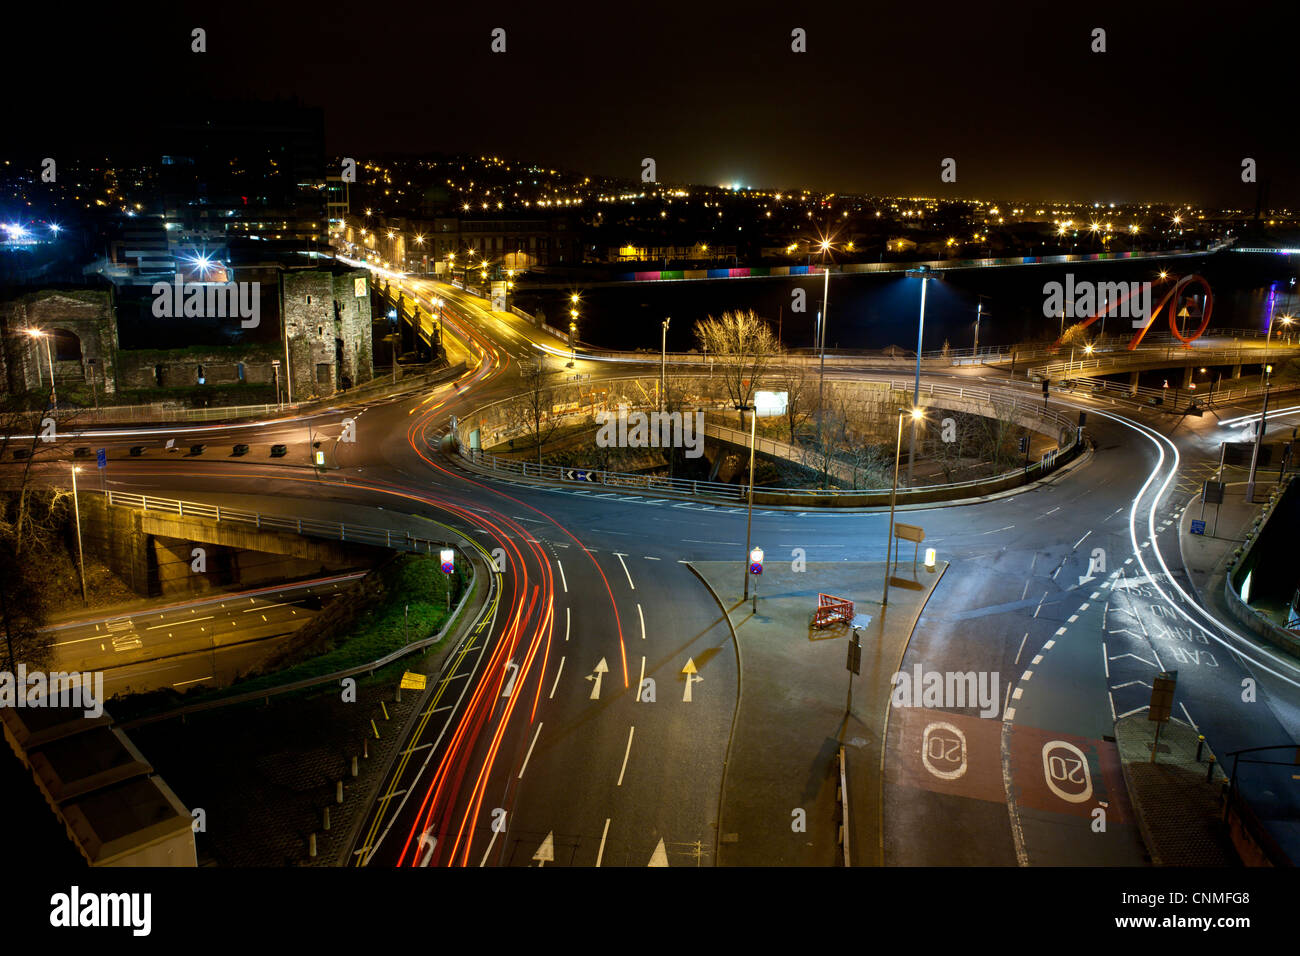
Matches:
[69,464,87,606]
[904,267,939,484]
[26,328,56,407]
[742,402,759,601]
[883,407,925,609]
[1247,362,1275,503]
[660,317,670,413]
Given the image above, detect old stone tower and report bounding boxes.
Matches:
[281,266,374,401]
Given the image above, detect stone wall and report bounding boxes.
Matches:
[0,288,120,395]
[282,267,373,402]
[115,347,282,389]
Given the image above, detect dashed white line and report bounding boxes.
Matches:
[596,818,611,867]
[617,726,635,786]
[549,658,565,699]
[557,560,568,593]
[614,553,636,590]
[518,722,544,779]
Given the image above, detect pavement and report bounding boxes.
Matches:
[691,559,946,866]
[1113,714,1235,866]
[1177,479,1272,632]
[1099,476,1280,868]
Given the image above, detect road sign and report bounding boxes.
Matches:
[749,546,763,574]
[439,548,455,574]
[1018,435,1028,454]
[1190,519,1206,535]
[894,523,925,543]
[562,468,592,482]
[1078,411,1087,427]
[1149,671,1177,723]
[400,671,427,691]
[1202,480,1224,504]
[95,448,106,469]
[846,631,862,675]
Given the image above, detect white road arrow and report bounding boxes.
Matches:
[682,658,702,702]
[648,837,668,867]
[586,657,609,700]
[533,832,554,867]
[501,660,519,698]
[416,829,437,867]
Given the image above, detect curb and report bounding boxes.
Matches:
[681,561,743,868]
[440,441,1096,515]
[875,560,949,866]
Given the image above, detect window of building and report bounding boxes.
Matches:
[316,363,332,384]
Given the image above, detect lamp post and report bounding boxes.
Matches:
[816,240,832,488]
[883,408,924,609]
[26,328,56,407]
[660,317,670,413]
[70,464,87,606]
[742,403,758,601]
[272,359,282,407]
[904,267,938,484]
[1246,363,1274,503]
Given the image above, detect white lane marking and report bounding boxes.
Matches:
[637,603,645,641]
[596,818,611,867]
[146,616,213,630]
[1034,592,1047,618]
[981,525,1014,535]
[1073,530,1092,550]
[1102,642,1110,679]
[614,553,636,590]
[549,657,566,700]
[557,560,568,593]
[636,656,646,701]
[1180,702,1198,731]
[617,726,635,786]
[1014,633,1028,665]
[565,607,570,642]
[518,722,544,779]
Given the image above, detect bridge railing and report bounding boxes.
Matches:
[451,377,1082,502]
[91,489,454,554]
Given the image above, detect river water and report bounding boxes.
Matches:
[517,252,1299,353]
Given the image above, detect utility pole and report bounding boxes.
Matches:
[742,405,757,601]
[661,317,670,413]
[1246,368,1273,503]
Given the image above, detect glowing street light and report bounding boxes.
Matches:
[883,407,925,609]
[69,464,87,605]
[25,328,56,406]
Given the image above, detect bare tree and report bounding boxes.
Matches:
[774,358,813,444]
[513,360,565,465]
[693,310,780,429]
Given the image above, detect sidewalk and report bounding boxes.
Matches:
[691,558,946,866]
[1113,715,1235,866]
[1177,479,1270,643]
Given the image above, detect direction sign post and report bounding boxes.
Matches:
[894,523,925,574]
[1148,670,1178,763]
[845,628,862,716]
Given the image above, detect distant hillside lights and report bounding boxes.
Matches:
[1043,274,1152,327]
[152,273,260,328]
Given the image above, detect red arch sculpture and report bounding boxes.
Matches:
[1052,273,1215,351]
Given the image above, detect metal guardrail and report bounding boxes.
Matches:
[117,551,486,729]
[454,378,1081,502]
[1031,343,1300,380]
[1061,374,1300,406]
[94,489,454,554]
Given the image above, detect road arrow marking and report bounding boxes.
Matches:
[533,832,554,867]
[586,657,608,699]
[501,660,519,698]
[416,829,437,867]
[682,657,702,702]
[648,838,668,867]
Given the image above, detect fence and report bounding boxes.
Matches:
[453,377,1083,504]
[93,488,458,555]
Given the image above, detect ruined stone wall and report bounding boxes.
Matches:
[282,267,373,401]
[0,289,119,395]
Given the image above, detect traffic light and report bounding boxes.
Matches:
[1041,379,1049,397]
[1018,435,1029,454]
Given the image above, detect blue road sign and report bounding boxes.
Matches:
[1190,519,1206,535]
[749,562,762,575]
[96,448,107,469]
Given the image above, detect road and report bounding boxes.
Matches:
[17,268,1300,866]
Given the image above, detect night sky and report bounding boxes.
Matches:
[9,0,1298,205]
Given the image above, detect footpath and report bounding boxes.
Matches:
[690,559,946,865]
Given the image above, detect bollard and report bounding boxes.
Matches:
[363,739,369,760]
[395,685,402,704]
[1195,735,1205,762]
[1205,755,1216,784]
[351,755,359,778]
[309,833,317,858]
[336,780,344,804]
[323,807,331,831]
